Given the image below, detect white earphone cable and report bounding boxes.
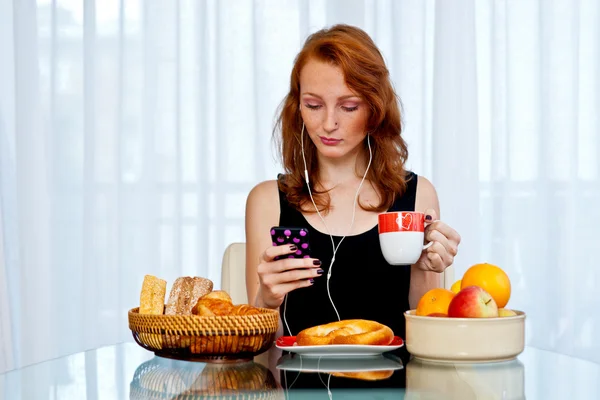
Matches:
[283,118,372,329]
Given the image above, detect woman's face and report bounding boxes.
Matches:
[299,59,369,162]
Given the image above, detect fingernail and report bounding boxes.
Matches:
[316,269,324,274]
[308,278,315,284]
[289,245,297,251]
[425,215,432,221]
[313,260,321,265]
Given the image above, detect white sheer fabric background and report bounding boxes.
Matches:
[0,0,598,381]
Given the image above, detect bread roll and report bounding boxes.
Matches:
[165,277,213,315]
[331,370,394,381]
[139,275,167,314]
[296,319,394,346]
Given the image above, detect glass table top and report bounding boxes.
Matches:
[1,342,599,399]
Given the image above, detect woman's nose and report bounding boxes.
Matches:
[323,110,338,133]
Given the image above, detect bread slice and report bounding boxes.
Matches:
[165,277,213,315]
[139,275,167,314]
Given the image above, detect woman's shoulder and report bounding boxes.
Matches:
[246,179,279,204]
[245,179,281,226]
[413,173,440,212]
[413,173,436,196]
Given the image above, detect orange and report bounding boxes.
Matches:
[450,279,462,294]
[461,263,511,308]
[416,288,455,316]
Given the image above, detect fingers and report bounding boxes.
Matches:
[423,208,461,244]
[426,228,458,257]
[262,267,323,290]
[262,257,323,285]
[261,245,321,272]
[423,227,456,272]
[417,211,462,273]
[267,279,316,300]
[426,240,454,268]
[274,257,322,273]
[261,244,297,262]
[425,219,461,245]
[257,243,323,307]
[260,263,323,304]
[424,208,438,223]
[425,251,446,273]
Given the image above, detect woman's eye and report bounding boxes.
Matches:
[342,105,359,112]
[305,104,321,110]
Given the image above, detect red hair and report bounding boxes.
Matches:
[273,24,409,213]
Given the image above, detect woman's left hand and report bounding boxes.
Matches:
[415,208,461,273]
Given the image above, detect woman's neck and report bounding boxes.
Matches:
[316,148,368,189]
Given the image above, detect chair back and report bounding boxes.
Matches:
[220,242,248,304]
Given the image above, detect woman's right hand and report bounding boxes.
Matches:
[256,244,323,309]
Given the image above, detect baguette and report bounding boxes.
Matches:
[139,275,167,315]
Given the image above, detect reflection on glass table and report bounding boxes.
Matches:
[277,353,404,377]
[130,355,279,399]
[1,343,599,399]
[276,352,522,400]
[276,353,405,400]
[405,357,524,399]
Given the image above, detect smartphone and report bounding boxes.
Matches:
[270,226,311,260]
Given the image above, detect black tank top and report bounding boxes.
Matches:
[278,171,418,340]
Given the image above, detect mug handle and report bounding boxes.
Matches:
[422,218,436,250]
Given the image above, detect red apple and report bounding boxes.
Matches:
[447,286,499,318]
[427,313,448,317]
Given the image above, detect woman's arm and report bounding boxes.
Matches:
[409,176,441,308]
[244,180,280,307]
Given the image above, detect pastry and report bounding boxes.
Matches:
[296,319,394,346]
[193,290,234,316]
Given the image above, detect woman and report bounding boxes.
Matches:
[244,24,461,341]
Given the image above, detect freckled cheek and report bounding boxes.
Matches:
[301,113,321,133]
[345,113,369,137]
[347,116,366,130]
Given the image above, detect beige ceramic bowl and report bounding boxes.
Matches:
[404,309,526,363]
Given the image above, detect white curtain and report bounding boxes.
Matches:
[0,0,598,376]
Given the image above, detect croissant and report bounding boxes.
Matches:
[189,291,263,354]
[193,290,234,316]
[231,304,261,316]
[192,290,262,317]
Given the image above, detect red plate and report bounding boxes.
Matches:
[276,336,404,347]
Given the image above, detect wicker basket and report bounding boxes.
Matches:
[128,307,279,362]
[129,356,282,399]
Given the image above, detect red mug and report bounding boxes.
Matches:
[378,211,432,265]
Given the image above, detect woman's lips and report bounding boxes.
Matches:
[319,136,342,146]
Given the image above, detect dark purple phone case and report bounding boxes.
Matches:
[270,226,311,260]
